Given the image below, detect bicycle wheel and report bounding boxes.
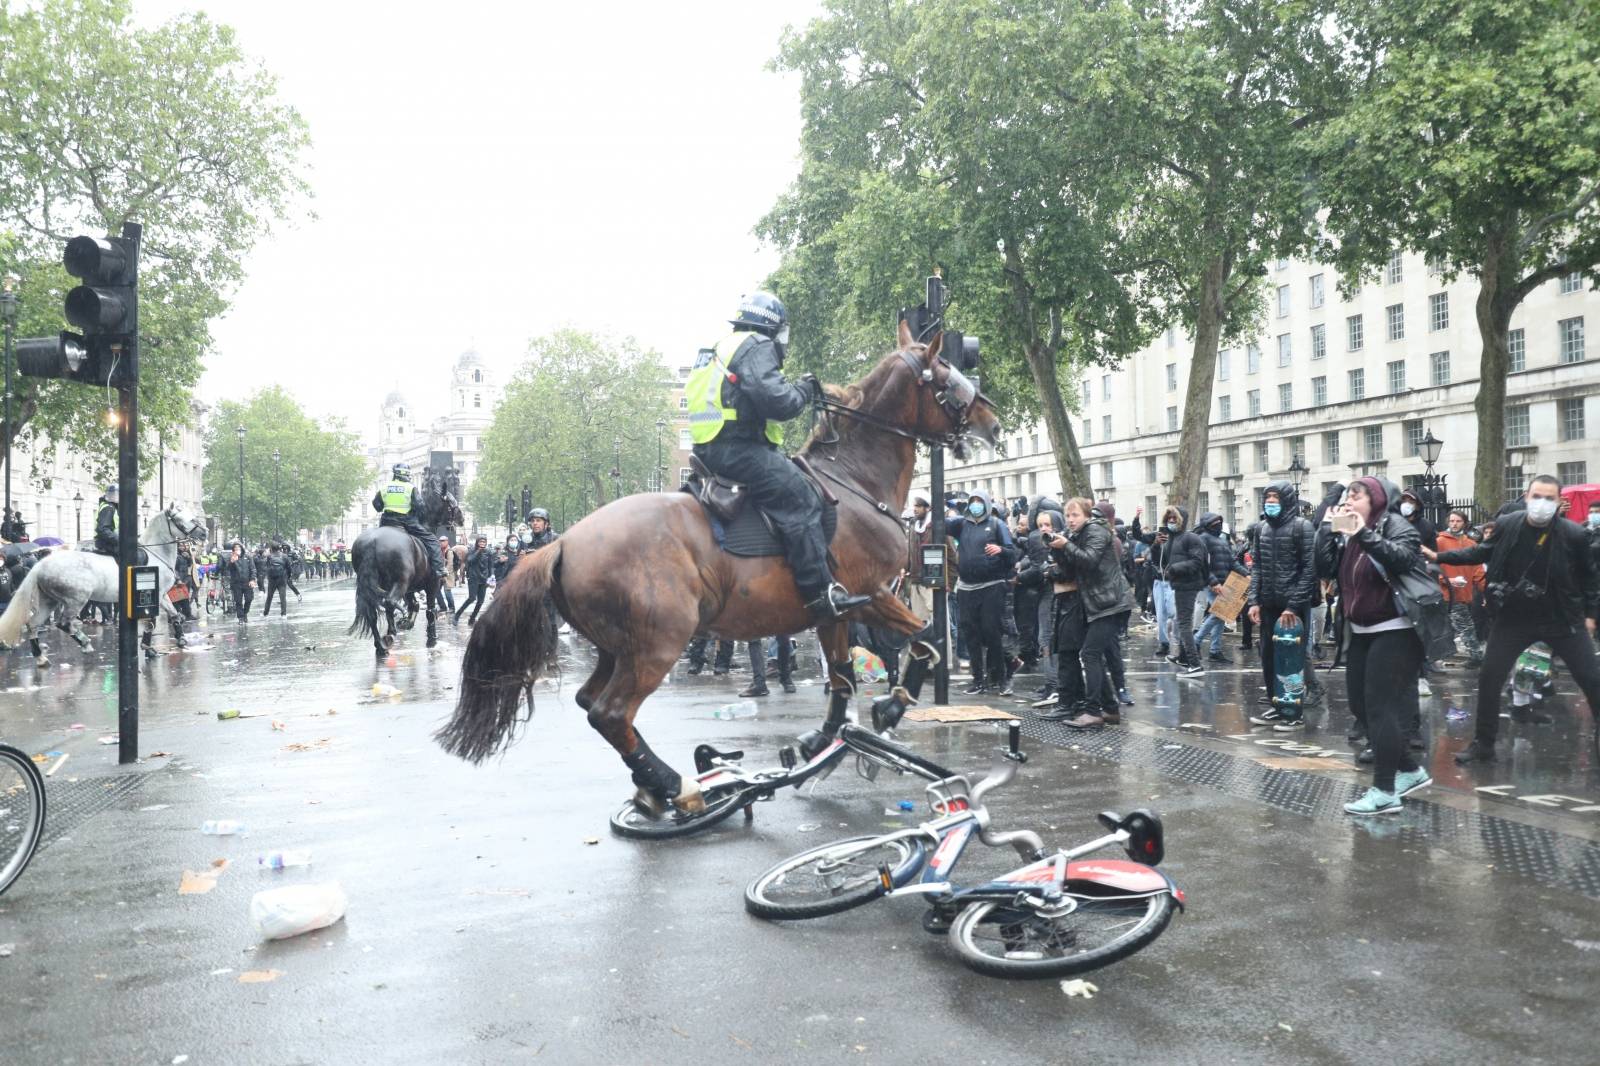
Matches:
[745,834,926,921]
[0,744,47,897]
[608,786,753,841]
[947,892,1176,979]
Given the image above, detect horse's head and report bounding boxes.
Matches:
[158,502,208,545]
[883,318,1002,459]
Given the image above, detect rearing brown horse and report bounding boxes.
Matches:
[435,322,1002,814]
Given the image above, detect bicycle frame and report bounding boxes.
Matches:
[690,721,956,807]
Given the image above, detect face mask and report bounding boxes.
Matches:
[1400,502,1416,517]
[1526,498,1559,525]
[775,324,790,347]
[968,502,986,518]
[1263,503,1281,518]
[1165,522,1179,533]
[1589,512,1600,528]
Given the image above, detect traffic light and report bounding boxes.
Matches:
[14,233,138,386]
[504,495,515,529]
[897,273,979,371]
[521,486,531,519]
[940,329,980,372]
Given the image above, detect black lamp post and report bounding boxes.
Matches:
[73,489,83,541]
[272,447,281,539]
[1,272,19,523]
[1419,428,1447,526]
[235,425,246,544]
[655,417,666,492]
[1287,454,1307,494]
[611,435,622,500]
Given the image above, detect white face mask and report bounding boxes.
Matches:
[1589,512,1600,528]
[1399,502,1416,517]
[1526,498,1559,525]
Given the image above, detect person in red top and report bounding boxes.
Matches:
[1435,509,1486,664]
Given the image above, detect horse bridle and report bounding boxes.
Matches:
[809,347,993,450]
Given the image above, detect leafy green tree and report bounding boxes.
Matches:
[1314,0,1600,508]
[0,0,310,484]
[200,388,368,542]
[469,331,675,529]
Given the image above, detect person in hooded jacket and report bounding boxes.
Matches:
[1194,512,1248,663]
[947,490,1018,695]
[1159,506,1211,676]
[1247,481,1321,724]
[1317,476,1434,814]
[1128,506,1178,657]
[1042,498,1137,727]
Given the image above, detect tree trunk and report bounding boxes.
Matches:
[1172,254,1228,514]
[1023,339,1091,498]
[1473,230,1518,512]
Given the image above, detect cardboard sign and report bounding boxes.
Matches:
[1208,571,1251,623]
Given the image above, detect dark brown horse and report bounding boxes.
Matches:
[435,323,1002,814]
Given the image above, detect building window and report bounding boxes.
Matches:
[1029,472,1038,494]
[459,391,465,407]
[1503,465,1524,500]
[1508,328,1526,372]
[1363,425,1384,461]
[678,396,688,411]
[1255,486,1268,514]
[1559,316,1585,363]
[1254,441,1270,472]
[473,393,481,408]
[1247,389,1261,418]
[1166,325,1177,348]
[1310,323,1326,361]
[1218,395,1232,422]
[1505,403,1531,447]
[1348,368,1365,401]
[1030,434,1039,453]
[1559,397,1586,441]
[1386,303,1405,341]
[1309,273,1325,308]
[1428,350,1450,387]
[1560,271,1583,295]
[1145,495,1158,520]
[1312,376,1328,407]
[1288,435,1305,465]
[1247,343,1261,374]
[1347,314,1364,351]
[1101,462,1116,488]
[474,369,483,383]
[1276,257,1289,272]
[1558,461,1588,485]
[678,466,692,486]
[678,428,692,449]
[1279,383,1293,412]
[1429,292,1449,332]
[1218,349,1231,381]
[1165,363,1177,391]
[1388,359,1407,393]
[455,436,464,451]
[1386,250,1403,285]
[1403,419,1424,456]
[1081,380,1090,406]
[1277,285,1290,318]
[1165,406,1178,432]
[1146,456,1159,482]
[1082,419,1091,444]
[1226,445,1241,475]
[1198,490,1210,513]
[1426,253,1444,276]
[1324,431,1341,466]
[1102,414,1112,441]
[1277,333,1292,367]
[1102,374,1112,401]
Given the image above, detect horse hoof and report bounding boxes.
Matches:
[426,637,438,648]
[672,777,706,815]
[82,643,94,654]
[382,635,395,649]
[632,787,667,818]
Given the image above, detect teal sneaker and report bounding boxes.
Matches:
[1393,767,1433,798]
[1344,787,1402,816]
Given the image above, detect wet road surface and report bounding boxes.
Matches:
[0,583,1596,1064]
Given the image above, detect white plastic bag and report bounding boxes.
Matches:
[249,882,348,940]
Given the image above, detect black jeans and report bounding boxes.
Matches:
[1472,619,1600,744]
[749,635,794,687]
[456,577,488,622]
[1015,586,1042,664]
[1172,588,1201,666]
[959,583,1009,686]
[1347,628,1423,793]
[1104,610,1129,692]
[695,439,830,600]
[1081,612,1122,715]
[262,579,288,616]
[1053,591,1086,709]
[233,582,254,620]
[688,636,735,672]
[1258,602,1320,700]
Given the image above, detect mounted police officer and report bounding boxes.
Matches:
[372,462,448,584]
[524,508,558,551]
[686,292,870,621]
[93,484,120,554]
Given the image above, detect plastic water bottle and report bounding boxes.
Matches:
[200,820,245,836]
[257,850,312,870]
[712,701,759,721]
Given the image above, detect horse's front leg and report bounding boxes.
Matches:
[795,619,856,761]
[424,580,438,649]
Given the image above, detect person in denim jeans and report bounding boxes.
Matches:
[1130,507,1177,658]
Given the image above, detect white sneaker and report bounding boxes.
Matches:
[1417,678,1432,697]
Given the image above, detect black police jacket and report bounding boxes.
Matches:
[720,334,810,442]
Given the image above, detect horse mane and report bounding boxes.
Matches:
[798,350,909,455]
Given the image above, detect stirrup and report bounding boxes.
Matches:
[806,582,870,621]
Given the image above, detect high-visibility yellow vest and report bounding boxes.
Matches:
[684,331,784,446]
[381,481,413,514]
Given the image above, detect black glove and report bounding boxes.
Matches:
[799,372,822,400]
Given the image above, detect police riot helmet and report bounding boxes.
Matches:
[729,291,788,344]
[392,462,411,481]
[528,508,550,524]
[105,483,120,501]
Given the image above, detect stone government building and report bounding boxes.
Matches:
[918,251,1598,527]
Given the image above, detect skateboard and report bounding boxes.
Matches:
[1270,615,1307,713]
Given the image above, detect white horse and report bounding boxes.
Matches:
[0,502,207,668]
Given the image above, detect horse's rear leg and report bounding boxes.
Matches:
[797,620,856,760]
[575,652,616,713]
[589,647,704,816]
[57,616,94,652]
[856,591,940,732]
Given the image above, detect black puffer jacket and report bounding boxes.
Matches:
[1016,528,1053,590]
[948,490,1017,584]
[1050,514,1135,622]
[1163,506,1210,592]
[1197,512,1246,586]
[719,332,811,441]
[1248,481,1318,611]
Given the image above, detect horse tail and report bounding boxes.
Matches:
[434,541,564,764]
[0,565,42,647]
[347,543,383,640]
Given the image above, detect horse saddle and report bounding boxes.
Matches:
[684,454,839,558]
[84,543,148,565]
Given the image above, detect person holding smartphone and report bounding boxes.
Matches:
[1317,477,1432,815]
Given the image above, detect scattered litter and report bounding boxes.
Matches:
[97,735,119,745]
[68,723,86,731]
[1277,1023,1294,1033]
[45,754,69,777]
[237,969,285,984]
[897,800,916,811]
[797,823,822,832]
[883,807,907,817]
[140,804,171,812]
[200,820,245,836]
[217,709,265,721]
[29,753,47,763]
[0,943,14,958]
[582,837,600,846]
[270,720,286,732]
[370,683,402,700]
[1060,978,1098,999]
[1161,744,1182,750]
[1445,705,1470,721]
[209,968,233,976]
[172,1056,190,1065]
[250,882,348,940]
[258,850,312,870]
[1178,723,1212,731]
[1567,939,1600,952]
[179,861,228,895]
[283,738,333,753]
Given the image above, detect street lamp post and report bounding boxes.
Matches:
[73,489,83,541]
[1,272,20,524]
[1419,428,1447,526]
[235,425,246,544]
[611,435,622,500]
[1287,454,1307,496]
[655,417,666,492]
[272,447,281,539]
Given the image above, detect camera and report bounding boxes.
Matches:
[1485,579,1542,612]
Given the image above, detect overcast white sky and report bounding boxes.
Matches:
[135,0,821,439]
